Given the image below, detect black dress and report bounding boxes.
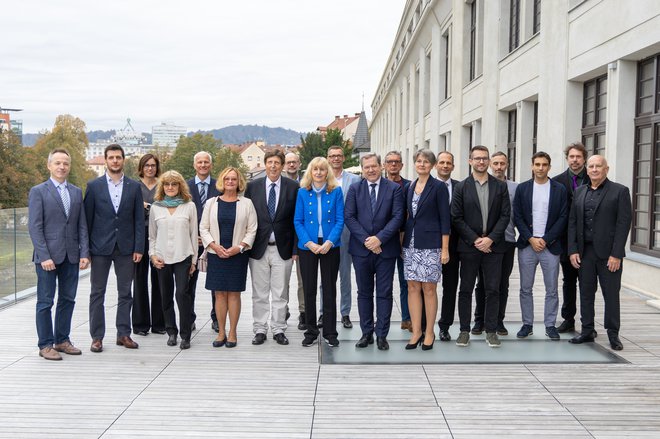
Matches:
[205,199,249,292]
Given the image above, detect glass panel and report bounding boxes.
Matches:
[641,79,655,98]
[641,61,654,81]
[636,195,649,212]
[596,133,606,155]
[585,110,595,126]
[634,228,649,246]
[584,135,594,155]
[638,161,651,178]
[655,178,660,193]
[639,125,652,144]
[584,82,596,99]
[637,212,650,227]
[653,233,660,250]
[639,144,652,161]
[0,207,37,307]
[637,178,650,195]
[640,96,653,114]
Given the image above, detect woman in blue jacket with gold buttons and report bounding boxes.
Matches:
[294,157,344,348]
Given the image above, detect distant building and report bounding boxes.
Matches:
[87,155,106,177]
[152,122,186,147]
[317,113,361,142]
[85,118,152,160]
[352,110,371,154]
[0,113,9,133]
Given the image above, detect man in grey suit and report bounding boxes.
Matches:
[29,149,90,360]
[84,144,145,353]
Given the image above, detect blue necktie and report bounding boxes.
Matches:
[59,184,70,218]
[268,183,276,219]
[370,183,377,211]
[199,182,207,204]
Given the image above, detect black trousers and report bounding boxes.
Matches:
[132,228,165,333]
[578,244,621,336]
[438,248,460,330]
[559,254,579,322]
[157,256,193,341]
[474,242,515,327]
[458,251,503,333]
[188,245,217,324]
[299,242,340,340]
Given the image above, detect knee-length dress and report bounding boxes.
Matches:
[205,199,249,292]
[403,192,442,283]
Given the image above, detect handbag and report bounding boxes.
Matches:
[197,249,208,272]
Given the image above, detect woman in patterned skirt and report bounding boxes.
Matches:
[402,149,451,350]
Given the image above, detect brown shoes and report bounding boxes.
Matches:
[53,341,82,355]
[90,339,103,353]
[116,336,139,349]
[39,346,62,361]
[401,320,412,331]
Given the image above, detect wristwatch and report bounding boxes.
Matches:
[239,245,245,253]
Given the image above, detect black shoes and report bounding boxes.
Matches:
[568,331,596,344]
[134,330,149,336]
[609,335,624,351]
[517,324,534,338]
[302,335,317,347]
[376,336,389,351]
[355,333,374,348]
[439,329,451,341]
[557,320,575,333]
[252,333,267,345]
[471,322,484,335]
[317,315,323,328]
[496,324,509,336]
[341,315,353,329]
[212,337,227,348]
[180,339,190,350]
[324,336,340,347]
[405,335,423,350]
[273,333,289,345]
[211,321,219,333]
[298,313,307,330]
[152,329,166,335]
[167,334,177,346]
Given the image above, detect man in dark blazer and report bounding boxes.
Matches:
[245,149,298,346]
[513,152,568,340]
[435,151,460,342]
[187,151,221,332]
[345,153,405,350]
[84,144,144,352]
[384,150,411,330]
[451,145,511,348]
[568,155,632,351]
[552,142,590,333]
[29,148,90,360]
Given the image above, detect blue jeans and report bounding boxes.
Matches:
[35,261,79,348]
[397,255,410,321]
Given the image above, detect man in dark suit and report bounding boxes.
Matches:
[435,151,460,341]
[451,145,511,348]
[345,153,405,350]
[513,152,568,340]
[84,144,144,352]
[384,150,411,331]
[28,148,90,360]
[552,142,590,333]
[284,151,306,330]
[245,149,298,346]
[568,155,632,351]
[187,151,221,332]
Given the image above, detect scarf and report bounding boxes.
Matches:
[154,196,186,208]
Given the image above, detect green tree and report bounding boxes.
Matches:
[298,131,326,169]
[0,130,41,208]
[166,133,221,179]
[29,114,96,192]
[215,146,249,176]
[123,156,140,180]
[324,127,359,167]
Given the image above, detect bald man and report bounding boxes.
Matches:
[567,155,631,351]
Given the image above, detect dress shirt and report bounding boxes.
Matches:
[366,177,381,199]
[505,179,518,243]
[50,178,69,216]
[583,181,606,243]
[438,177,452,204]
[149,202,198,264]
[266,176,281,242]
[106,173,124,214]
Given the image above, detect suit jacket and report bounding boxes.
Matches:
[84,175,145,256]
[294,186,344,250]
[568,179,632,259]
[440,178,460,252]
[344,178,404,258]
[513,178,568,255]
[244,176,298,260]
[338,171,361,200]
[187,177,220,226]
[553,168,590,255]
[451,174,511,253]
[28,180,89,264]
[199,195,258,251]
[402,176,451,249]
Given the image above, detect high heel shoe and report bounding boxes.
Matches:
[405,335,424,350]
[212,337,227,348]
[422,333,435,350]
[225,339,237,348]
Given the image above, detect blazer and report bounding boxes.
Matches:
[199,195,258,253]
[344,178,405,258]
[451,174,511,253]
[553,168,590,254]
[294,186,344,250]
[28,180,89,265]
[402,176,451,250]
[338,171,361,200]
[513,178,568,255]
[188,177,220,226]
[244,176,298,260]
[84,175,145,256]
[567,179,632,259]
[439,178,460,252]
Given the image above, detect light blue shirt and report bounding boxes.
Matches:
[106,173,124,214]
[195,175,212,195]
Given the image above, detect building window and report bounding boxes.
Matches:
[509,0,520,52]
[443,31,450,99]
[469,1,477,80]
[507,109,517,181]
[633,54,660,256]
[533,0,541,34]
[414,68,420,123]
[532,101,538,154]
[582,75,607,156]
[423,52,431,115]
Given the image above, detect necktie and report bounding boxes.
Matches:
[199,182,207,204]
[571,175,578,190]
[268,183,276,219]
[59,184,70,218]
[370,183,377,211]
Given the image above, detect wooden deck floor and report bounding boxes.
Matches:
[0,265,659,438]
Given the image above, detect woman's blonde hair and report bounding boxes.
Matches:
[215,167,247,193]
[154,170,192,201]
[299,157,338,192]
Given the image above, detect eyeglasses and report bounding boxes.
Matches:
[285,161,299,165]
[328,155,344,159]
[385,160,401,165]
[471,157,489,162]
[163,182,179,187]
[143,164,157,168]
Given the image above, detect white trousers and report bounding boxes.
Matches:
[250,246,293,335]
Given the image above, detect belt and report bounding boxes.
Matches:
[268,242,277,246]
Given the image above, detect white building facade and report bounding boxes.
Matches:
[152,122,187,147]
[371,0,660,297]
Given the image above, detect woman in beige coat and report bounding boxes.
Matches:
[200,167,257,348]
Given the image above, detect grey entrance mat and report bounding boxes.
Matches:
[320,322,627,365]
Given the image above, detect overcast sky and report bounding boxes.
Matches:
[3,1,404,134]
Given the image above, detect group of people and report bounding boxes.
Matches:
[28,139,632,361]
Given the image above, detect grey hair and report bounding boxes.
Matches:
[193,151,213,164]
[384,150,402,160]
[413,148,437,166]
[47,148,71,164]
[360,152,381,166]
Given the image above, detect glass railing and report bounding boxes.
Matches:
[0,207,37,307]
